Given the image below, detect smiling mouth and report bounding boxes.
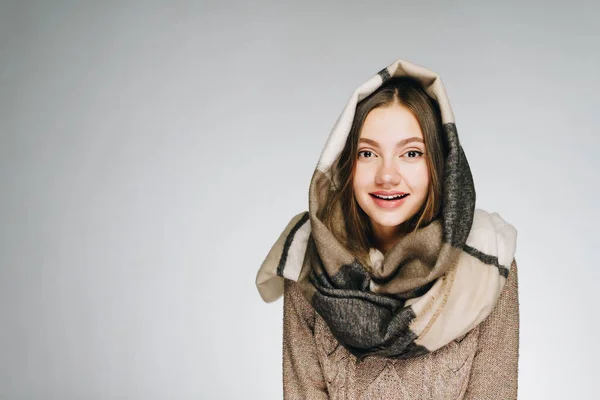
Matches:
[370,193,409,201]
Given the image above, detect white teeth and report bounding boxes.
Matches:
[373,194,406,200]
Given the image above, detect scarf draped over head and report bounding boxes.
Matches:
[256,59,517,361]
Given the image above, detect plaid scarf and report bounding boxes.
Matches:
[256,59,517,361]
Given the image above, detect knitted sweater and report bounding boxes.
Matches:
[282,259,520,399]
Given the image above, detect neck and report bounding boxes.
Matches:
[371,223,409,254]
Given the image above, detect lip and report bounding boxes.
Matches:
[370,191,407,196]
[370,193,409,209]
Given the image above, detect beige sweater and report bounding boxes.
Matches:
[282,259,520,399]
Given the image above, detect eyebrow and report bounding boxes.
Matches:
[358,137,424,147]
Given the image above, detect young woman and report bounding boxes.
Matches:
[256,59,519,400]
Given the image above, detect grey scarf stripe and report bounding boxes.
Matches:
[441,123,476,248]
[378,68,391,82]
[276,212,310,278]
[462,245,510,278]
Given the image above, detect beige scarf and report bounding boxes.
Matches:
[256,59,517,361]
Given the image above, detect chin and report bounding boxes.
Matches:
[368,212,409,227]
[357,195,419,229]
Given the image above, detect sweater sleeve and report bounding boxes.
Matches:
[282,279,329,399]
[463,258,520,400]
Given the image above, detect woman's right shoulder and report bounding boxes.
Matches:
[284,279,311,308]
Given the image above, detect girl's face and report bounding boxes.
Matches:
[353,104,430,241]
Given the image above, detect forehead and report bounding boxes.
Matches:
[360,105,423,140]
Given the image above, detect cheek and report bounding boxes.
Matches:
[352,167,370,191]
[405,164,430,191]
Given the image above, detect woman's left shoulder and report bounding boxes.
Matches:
[468,208,518,269]
[471,208,518,234]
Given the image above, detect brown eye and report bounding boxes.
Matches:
[358,150,374,159]
[404,150,424,158]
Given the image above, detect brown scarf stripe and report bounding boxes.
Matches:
[276,212,309,278]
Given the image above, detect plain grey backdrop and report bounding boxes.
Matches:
[1,1,598,399]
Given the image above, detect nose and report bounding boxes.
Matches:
[375,161,401,186]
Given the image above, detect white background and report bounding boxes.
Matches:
[1,1,598,399]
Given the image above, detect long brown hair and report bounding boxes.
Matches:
[317,76,449,268]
